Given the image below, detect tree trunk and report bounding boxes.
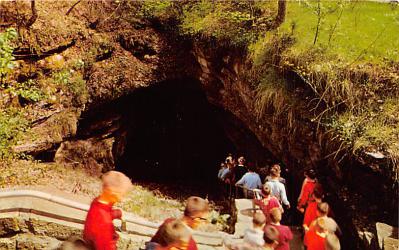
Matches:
[25,0,37,28]
[273,0,286,28]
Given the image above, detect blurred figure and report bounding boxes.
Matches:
[297,169,318,213]
[253,183,282,222]
[304,217,328,250]
[266,166,290,209]
[243,212,266,247]
[145,219,191,250]
[265,164,286,185]
[325,234,341,250]
[235,164,262,198]
[150,196,210,250]
[309,202,341,236]
[268,208,293,250]
[83,171,133,250]
[303,188,324,232]
[234,156,248,182]
[218,162,227,180]
[264,225,280,250]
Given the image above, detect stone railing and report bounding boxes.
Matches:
[0,190,227,249]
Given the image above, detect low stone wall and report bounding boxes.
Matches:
[0,190,225,250]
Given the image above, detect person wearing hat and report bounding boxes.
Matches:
[254,183,282,222]
[83,171,133,250]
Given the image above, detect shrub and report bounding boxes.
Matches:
[0,28,17,84]
[0,108,29,159]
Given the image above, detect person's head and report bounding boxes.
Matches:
[101,171,133,203]
[269,207,282,224]
[252,212,266,228]
[263,225,279,247]
[184,196,209,228]
[220,162,225,169]
[262,183,272,196]
[270,164,280,177]
[313,186,324,201]
[314,217,328,234]
[317,202,329,217]
[305,169,316,180]
[238,156,246,165]
[325,233,341,250]
[248,164,257,172]
[161,219,191,247]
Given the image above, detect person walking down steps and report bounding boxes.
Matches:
[83,171,133,250]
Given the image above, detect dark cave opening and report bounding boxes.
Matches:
[111,79,275,198]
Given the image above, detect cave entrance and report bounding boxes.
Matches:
[111,78,274,198]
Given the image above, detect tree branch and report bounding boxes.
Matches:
[66,0,82,16]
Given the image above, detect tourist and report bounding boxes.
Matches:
[218,162,227,180]
[253,183,282,222]
[266,167,290,209]
[235,164,262,198]
[297,169,318,213]
[243,212,266,247]
[234,156,248,182]
[83,171,133,250]
[325,233,341,250]
[304,217,328,250]
[221,156,235,183]
[145,219,191,250]
[264,225,280,250]
[268,208,293,250]
[309,202,341,236]
[303,188,324,232]
[150,196,210,250]
[265,164,286,185]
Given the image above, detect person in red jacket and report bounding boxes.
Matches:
[303,188,323,232]
[150,196,210,250]
[83,171,133,250]
[268,208,293,250]
[297,169,319,213]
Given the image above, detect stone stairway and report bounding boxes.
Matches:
[234,198,304,250]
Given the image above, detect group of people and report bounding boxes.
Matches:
[61,170,211,250]
[60,153,341,250]
[218,154,341,250]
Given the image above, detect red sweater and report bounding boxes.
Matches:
[303,201,318,228]
[254,196,281,221]
[269,224,293,250]
[83,198,122,250]
[151,218,198,250]
[298,179,317,208]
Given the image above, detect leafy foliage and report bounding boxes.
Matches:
[0,28,17,83]
[53,69,88,107]
[0,108,29,159]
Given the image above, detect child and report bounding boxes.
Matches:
[264,225,280,250]
[243,212,266,247]
[151,196,210,250]
[254,183,282,222]
[83,171,133,250]
[146,219,191,250]
[309,202,340,236]
[304,217,328,250]
[303,188,323,232]
[297,169,318,213]
[268,208,293,250]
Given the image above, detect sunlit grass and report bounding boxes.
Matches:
[280,1,399,64]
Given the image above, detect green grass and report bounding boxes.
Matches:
[281,1,399,64]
